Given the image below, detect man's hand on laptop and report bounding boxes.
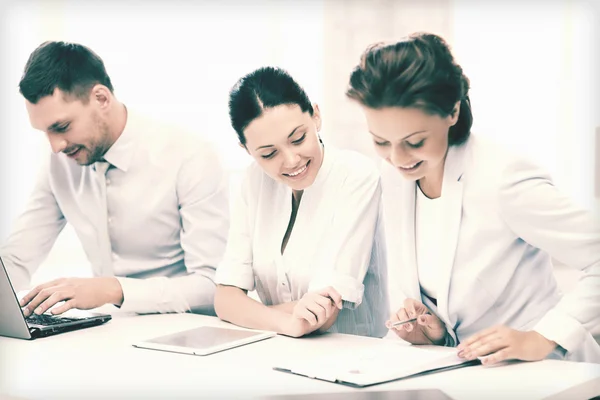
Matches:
[19,277,124,316]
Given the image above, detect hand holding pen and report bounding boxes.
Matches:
[390,316,422,328]
[386,298,447,345]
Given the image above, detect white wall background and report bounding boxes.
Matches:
[0,0,598,290]
[452,0,599,212]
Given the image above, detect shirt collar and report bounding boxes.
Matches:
[99,106,136,172]
[309,143,335,189]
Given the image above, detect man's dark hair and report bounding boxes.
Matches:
[19,41,114,104]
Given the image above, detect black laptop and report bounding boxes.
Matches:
[0,257,111,339]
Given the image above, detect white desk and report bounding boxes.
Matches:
[0,311,599,400]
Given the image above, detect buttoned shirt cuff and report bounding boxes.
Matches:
[116,277,168,314]
[532,308,588,354]
[308,272,365,310]
[214,264,255,292]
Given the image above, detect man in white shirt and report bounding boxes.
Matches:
[0,41,229,315]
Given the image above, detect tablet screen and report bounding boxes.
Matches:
[145,326,266,350]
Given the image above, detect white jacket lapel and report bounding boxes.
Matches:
[435,143,467,325]
[382,163,421,303]
[398,178,421,300]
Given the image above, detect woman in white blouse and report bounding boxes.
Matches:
[345,33,600,363]
[214,67,388,338]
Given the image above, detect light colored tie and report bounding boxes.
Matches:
[94,160,114,276]
[95,160,111,177]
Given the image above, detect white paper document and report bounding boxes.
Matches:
[274,342,478,387]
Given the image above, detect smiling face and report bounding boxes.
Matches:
[25,87,114,166]
[243,104,324,191]
[361,106,459,182]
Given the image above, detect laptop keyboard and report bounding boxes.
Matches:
[26,313,84,326]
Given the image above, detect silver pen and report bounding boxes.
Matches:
[390,317,418,328]
[390,312,431,328]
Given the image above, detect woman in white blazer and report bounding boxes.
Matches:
[214,67,388,338]
[345,32,600,363]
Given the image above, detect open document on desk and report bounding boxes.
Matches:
[274,342,480,388]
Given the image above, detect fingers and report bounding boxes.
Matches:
[19,291,35,308]
[460,335,506,360]
[458,325,501,350]
[313,295,336,320]
[386,309,412,340]
[403,298,417,318]
[296,292,336,325]
[385,308,415,332]
[294,306,318,326]
[458,326,510,361]
[19,278,63,309]
[460,328,552,365]
[385,311,398,329]
[50,299,77,315]
[387,298,430,332]
[317,287,342,309]
[304,301,327,325]
[417,313,444,330]
[386,308,408,325]
[396,309,416,332]
[417,314,448,345]
[35,291,72,316]
[480,348,511,366]
[22,286,63,316]
[403,298,429,317]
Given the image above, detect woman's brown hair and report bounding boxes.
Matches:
[346,32,473,146]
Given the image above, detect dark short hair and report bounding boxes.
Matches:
[19,41,114,104]
[228,67,314,146]
[346,32,473,146]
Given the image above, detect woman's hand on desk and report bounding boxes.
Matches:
[457,326,557,365]
[19,277,124,316]
[386,298,447,345]
[283,287,343,337]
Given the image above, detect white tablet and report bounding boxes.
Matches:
[133,326,276,356]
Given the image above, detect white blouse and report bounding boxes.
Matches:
[415,185,446,300]
[215,147,389,338]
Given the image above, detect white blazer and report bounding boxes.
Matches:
[382,134,600,362]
